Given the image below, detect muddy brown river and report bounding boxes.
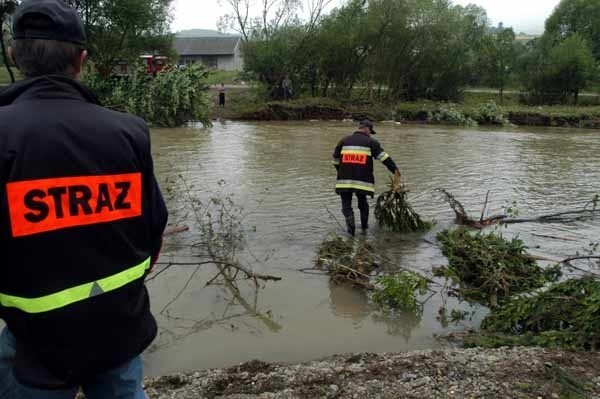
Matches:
[143,121,599,376]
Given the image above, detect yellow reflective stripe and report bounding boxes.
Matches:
[376,152,389,161]
[336,183,375,192]
[341,150,371,156]
[332,157,341,165]
[342,146,370,151]
[97,258,150,292]
[0,257,151,314]
[337,180,374,188]
[342,145,371,155]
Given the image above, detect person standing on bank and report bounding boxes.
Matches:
[0,0,167,398]
[218,82,226,108]
[332,120,401,236]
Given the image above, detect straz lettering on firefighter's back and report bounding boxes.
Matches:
[342,153,367,165]
[7,173,142,237]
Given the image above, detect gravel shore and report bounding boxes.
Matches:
[145,347,600,398]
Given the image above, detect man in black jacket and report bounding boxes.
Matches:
[0,0,167,397]
[333,120,401,236]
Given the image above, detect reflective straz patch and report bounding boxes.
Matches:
[7,173,142,237]
[342,153,367,165]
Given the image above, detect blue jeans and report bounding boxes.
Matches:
[0,328,147,399]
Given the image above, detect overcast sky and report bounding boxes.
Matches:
[171,0,561,35]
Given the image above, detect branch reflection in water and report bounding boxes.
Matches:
[146,170,282,352]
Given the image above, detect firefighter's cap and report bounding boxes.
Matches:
[359,119,376,135]
[13,0,86,46]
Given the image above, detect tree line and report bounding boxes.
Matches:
[221,0,600,105]
[3,0,599,108]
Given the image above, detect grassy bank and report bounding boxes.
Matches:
[224,95,397,122]
[218,88,600,129]
[398,91,600,128]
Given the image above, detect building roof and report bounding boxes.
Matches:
[174,36,241,56]
[176,29,232,38]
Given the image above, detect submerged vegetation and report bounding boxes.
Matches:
[314,202,599,352]
[436,229,562,307]
[469,278,600,351]
[315,234,431,312]
[372,273,429,315]
[435,226,600,352]
[316,234,378,289]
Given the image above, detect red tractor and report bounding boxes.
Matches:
[140,55,169,75]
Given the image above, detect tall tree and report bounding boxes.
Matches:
[66,0,174,75]
[545,33,596,103]
[480,28,517,103]
[219,0,327,41]
[522,33,596,104]
[545,0,600,60]
[368,0,489,101]
[217,0,251,42]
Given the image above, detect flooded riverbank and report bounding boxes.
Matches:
[145,121,600,377]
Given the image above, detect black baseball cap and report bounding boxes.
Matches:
[359,119,376,134]
[12,0,86,46]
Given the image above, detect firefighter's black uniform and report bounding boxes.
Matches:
[0,75,168,388]
[332,130,398,235]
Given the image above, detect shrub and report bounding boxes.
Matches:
[85,63,211,127]
[429,104,477,126]
[476,100,509,125]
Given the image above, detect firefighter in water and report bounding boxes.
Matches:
[332,120,401,236]
[0,0,167,397]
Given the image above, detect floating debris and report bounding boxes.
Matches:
[316,233,379,289]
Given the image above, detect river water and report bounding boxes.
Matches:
[144,121,600,376]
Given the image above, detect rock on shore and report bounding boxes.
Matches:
[145,347,600,398]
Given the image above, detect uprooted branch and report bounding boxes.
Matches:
[148,261,282,284]
[503,210,600,224]
[559,256,600,278]
[438,189,507,228]
[562,256,600,263]
[375,180,431,232]
[147,173,281,328]
[438,189,599,229]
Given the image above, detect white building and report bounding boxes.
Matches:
[174,35,244,71]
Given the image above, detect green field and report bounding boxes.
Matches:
[205,70,241,86]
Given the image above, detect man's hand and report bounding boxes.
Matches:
[393,170,403,192]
